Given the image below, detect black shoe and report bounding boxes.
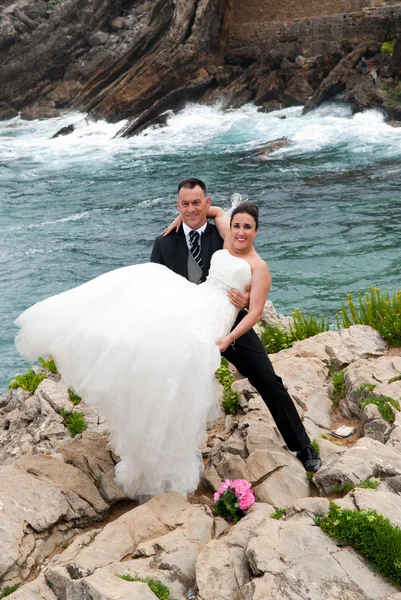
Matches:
[297,444,321,473]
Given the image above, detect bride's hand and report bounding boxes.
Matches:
[227,283,250,309]
[162,215,182,236]
[216,334,234,353]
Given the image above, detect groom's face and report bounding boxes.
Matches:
[176,185,211,230]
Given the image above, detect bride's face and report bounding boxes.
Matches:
[230,213,258,251]
[177,185,211,230]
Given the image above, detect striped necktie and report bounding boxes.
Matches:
[189,230,203,269]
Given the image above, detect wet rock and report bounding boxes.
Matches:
[282,74,314,106]
[254,71,284,105]
[257,100,284,113]
[51,124,75,139]
[251,137,291,157]
[0,105,18,120]
[303,42,378,114]
[20,103,60,120]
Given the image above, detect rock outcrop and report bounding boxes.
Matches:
[1,321,401,598]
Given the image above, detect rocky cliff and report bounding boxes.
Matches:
[1,316,401,599]
[1,0,401,133]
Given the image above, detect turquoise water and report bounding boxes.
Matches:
[1,99,401,389]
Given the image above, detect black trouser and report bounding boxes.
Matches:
[223,313,310,452]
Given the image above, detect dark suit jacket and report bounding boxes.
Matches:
[150,222,223,282]
[150,222,264,352]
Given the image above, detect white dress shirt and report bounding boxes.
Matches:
[182,222,207,251]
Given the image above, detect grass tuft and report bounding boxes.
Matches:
[359,478,381,490]
[68,388,82,405]
[336,287,401,347]
[330,370,346,407]
[311,438,320,456]
[360,395,400,424]
[334,482,355,495]
[216,358,241,416]
[38,356,58,374]
[60,409,88,438]
[270,506,287,520]
[8,369,46,394]
[317,502,401,586]
[115,574,170,599]
[261,309,329,354]
[0,585,20,599]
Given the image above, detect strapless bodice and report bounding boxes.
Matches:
[201,249,252,294]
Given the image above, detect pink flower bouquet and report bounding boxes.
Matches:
[213,479,255,523]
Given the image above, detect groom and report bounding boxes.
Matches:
[151,178,320,472]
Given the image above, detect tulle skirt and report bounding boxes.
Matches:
[15,263,235,498]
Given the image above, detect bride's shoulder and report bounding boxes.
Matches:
[250,255,270,277]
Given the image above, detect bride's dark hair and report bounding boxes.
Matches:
[230,202,259,229]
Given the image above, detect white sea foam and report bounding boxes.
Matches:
[23,242,76,256]
[1,101,401,168]
[8,211,90,231]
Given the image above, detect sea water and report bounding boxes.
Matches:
[1,98,401,388]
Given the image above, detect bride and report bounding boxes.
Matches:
[15,197,270,499]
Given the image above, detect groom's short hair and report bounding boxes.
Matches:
[178,178,207,195]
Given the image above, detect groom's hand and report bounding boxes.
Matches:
[227,284,250,309]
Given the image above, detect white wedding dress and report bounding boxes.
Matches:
[15,249,251,498]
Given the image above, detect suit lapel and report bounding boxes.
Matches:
[173,226,189,279]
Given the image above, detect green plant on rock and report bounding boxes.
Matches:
[115,574,170,599]
[381,39,396,55]
[336,287,401,347]
[357,383,376,397]
[68,388,82,405]
[261,308,329,354]
[270,506,287,520]
[317,502,401,587]
[290,308,330,341]
[389,374,401,384]
[39,355,58,374]
[0,585,20,599]
[8,369,47,394]
[359,478,380,490]
[60,409,88,438]
[334,481,355,495]
[306,471,314,482]
[94,474,103,488]
[260,325,293,354]
[330,369,346,407]
[216,357,241,416]
[320,433,329,440]
[311,438,320,456]
[359,395,400,424]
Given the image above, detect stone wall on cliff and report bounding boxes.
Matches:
[232,0,396,24]
[228,4,401,56]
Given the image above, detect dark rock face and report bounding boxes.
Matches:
[1,0,401,133]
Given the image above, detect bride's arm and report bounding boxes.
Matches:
[206,207,230,240]
[162,205,230,237]
[216,261,271,352]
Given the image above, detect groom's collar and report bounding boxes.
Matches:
[182,222,208,237]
